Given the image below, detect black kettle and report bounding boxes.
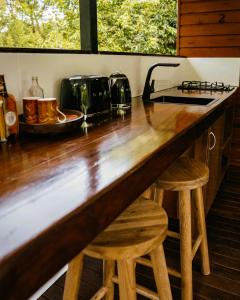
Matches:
[109,72,131,106]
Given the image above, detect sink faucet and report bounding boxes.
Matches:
[142,63,180,101]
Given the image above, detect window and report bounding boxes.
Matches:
[0,0,80,50]
[97,0,177,55]
[0,0,177,56]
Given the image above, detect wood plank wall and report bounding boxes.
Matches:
[178,0,240,57]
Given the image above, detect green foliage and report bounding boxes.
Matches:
[97,0,177,55]
[0,0,80,49]
[0,0,177,55]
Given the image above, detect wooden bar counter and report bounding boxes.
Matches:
[0,87,236,300]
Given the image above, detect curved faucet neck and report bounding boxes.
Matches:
[142,63,180,102]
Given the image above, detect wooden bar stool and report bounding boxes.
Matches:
[63,197,172,300]
[153,157,210,300]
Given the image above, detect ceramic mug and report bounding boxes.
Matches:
[38,98,66,124]
[23,97,39,124]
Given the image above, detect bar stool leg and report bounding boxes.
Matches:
[193,187,210,275]
[150,244,172,300]
[179,190,193,300]
[155,188,164,206]
[104,260,115,300]
[117,259,137,300]
[63,252,84,300]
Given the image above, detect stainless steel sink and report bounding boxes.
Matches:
[150,95,217,106]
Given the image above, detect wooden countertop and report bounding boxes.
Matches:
[0,87,236,300]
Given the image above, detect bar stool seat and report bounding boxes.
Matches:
[154,157,210,300]
[63,197,172,300]
[156,157,209,191]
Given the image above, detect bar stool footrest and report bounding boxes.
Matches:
[192,234,203,259]
[112,276,159,300]
[90,286,108,300]
[167,230,180,239]
[136,257,181,278]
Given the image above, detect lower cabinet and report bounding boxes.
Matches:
[195,115,225,213]
[196,98,235,214]
[165,96,235,218]
[144,93,235,219]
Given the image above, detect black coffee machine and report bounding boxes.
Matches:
[60,75,111,116]
[109,72,131,112]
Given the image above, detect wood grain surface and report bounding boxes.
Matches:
[178,0,240,57]
[231,88,240,166]
[0,87,236,300]
[38,167,240,300]
[64,197,171,300]
[85,196,168,260]
[156,157,209,191]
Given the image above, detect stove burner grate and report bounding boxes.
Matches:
[178,81,235,92]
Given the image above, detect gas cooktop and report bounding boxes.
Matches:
[178,81,235,92]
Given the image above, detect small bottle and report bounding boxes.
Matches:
[29,76,44,98]
[0,75,19,141]
[5,93,19,138]
[0,98,7,142]
[0,76,7,142]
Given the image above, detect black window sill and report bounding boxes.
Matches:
[0,47,185,58]
[99,51,185,58]
[0,48,90,54]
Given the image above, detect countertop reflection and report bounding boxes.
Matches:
[0,87,236,300]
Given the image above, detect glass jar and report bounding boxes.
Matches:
[29,76,44,98]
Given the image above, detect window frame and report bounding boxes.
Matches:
[0,0,182,57]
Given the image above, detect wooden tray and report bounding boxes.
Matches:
[19,110,84,134]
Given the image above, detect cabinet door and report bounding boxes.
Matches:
[205,114,225,213]
[194,129,210,212]
[194,114,225,213]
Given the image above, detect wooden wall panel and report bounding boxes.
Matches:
[180,23,240,36]
[178,0,240,57]
[180,47,240,57]
[181,1,240,14]
[181,11,240,25]
[181,36,240,48]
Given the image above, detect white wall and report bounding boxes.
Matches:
[142,57,240,88]
[0,52,185,113]
[140,55,194,90]
[1,52,239,115]
[187,58,240,86]
[0,53,141,112]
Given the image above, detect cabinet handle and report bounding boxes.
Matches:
[209,131,216,151]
